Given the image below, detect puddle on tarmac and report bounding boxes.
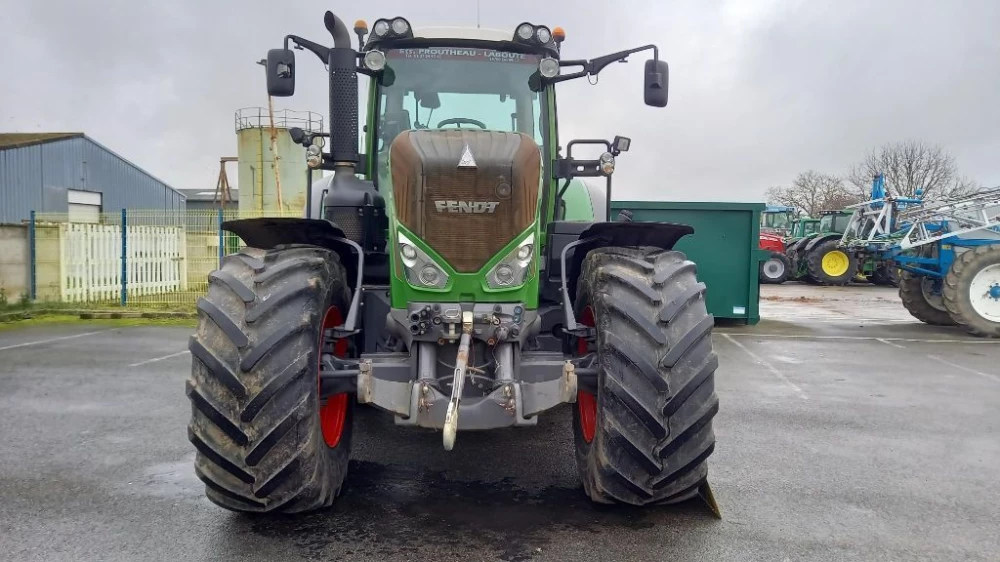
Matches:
[240,460,711,561]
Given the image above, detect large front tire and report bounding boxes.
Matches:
[942,246,1000,337]
[186,245,354,513]
[898,270,956,326]
[572,247,719,505]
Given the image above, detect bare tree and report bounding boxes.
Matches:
[847,140,979,200]
[765,170,861,217]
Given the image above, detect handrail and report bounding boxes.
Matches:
[234,107,324,133]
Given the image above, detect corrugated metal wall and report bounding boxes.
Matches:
[0,136,185,224]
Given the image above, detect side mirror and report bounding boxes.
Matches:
[418,91,441,109]
[643,59,669,107]
[266,48,296,97]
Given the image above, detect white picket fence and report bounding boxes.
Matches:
[58,223,187,303]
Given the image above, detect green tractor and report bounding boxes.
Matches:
[786,210,898,287]
[185,12,720,514]
[788,217,819,240]
[786,209,856,285]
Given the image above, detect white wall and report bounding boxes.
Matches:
[0,224,29,303]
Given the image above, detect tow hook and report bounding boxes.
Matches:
[442,311,474,451]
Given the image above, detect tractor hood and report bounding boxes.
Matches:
[390,129,541,272]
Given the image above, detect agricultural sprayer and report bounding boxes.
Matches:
[839,175,1000,336]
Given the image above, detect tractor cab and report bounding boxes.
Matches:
[761,205,796,236]
[818,209,853,234]
[790,217,819,239]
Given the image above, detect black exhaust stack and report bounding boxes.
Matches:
[321,11,386,255]
[324,12,359,166]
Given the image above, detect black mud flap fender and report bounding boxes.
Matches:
[804,233,842,253]
[222,217,346,248]
[578,221,694,251]
[221,217,363,333]
[786,236,810,255]
[559,221,695,331]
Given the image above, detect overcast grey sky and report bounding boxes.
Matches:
[2,0,998,202]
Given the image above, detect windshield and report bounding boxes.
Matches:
[819,215,833,232]
[763,212,792,230]
[375,47,544,162]
[820,214,851,233]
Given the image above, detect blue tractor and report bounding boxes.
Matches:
[761,205,796,237]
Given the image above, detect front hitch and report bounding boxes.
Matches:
[442,311,474,451]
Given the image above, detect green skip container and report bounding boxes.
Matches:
[611,201,767,325]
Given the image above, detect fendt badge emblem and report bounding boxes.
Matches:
[457,144,477,168]
[437,144,495,213]
[434,200,499,214]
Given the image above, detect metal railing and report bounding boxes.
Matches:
[234,107,324,132]
[29,208,302,309]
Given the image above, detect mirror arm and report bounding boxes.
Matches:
[547,69,588,83]
[549,44,658,84]
[588,44,657,75]
[285,34,330,64]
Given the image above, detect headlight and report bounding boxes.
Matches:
[516,23,534,40]
[363,50,386,71]
[535,26,552,43]
[539,57,560,78]
[306,144,321,157]
[486,233,534,289]
[391,18,410,35]
[397,231,449,289]
[419,265,441,285]
[599,152,615,175]
[373,20,390,36]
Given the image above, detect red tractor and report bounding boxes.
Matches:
[759,232,791,284]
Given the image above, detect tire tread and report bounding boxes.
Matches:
[806,240,856,286]
[942,245,1000,337]
[898,271,956,326]
[186,245,352,513]
[573,246,719,506]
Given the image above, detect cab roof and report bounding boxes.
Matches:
[411,26,514,42]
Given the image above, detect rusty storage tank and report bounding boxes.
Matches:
[235,107,324,215]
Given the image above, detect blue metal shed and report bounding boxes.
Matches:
[0,133,185,224]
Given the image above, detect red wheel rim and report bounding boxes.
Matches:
[577,305,597,443]
[319,306,349,448]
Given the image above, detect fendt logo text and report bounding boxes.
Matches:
[434,201,500,214]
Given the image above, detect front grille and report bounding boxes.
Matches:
[391,130,540,272]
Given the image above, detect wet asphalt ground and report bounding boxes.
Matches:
[2,284,999,561]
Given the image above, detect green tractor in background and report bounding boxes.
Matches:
[786,210,897,286]
[786,210,855,285]
[788,217,819,240]
[185,12,720,514]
